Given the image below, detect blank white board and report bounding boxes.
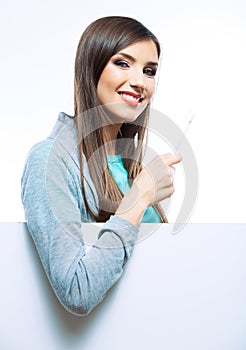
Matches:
[0,223,246,350]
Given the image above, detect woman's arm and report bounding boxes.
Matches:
[21,139,138,316]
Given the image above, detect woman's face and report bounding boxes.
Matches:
[97,39,159,123]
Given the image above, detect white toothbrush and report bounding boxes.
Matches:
[176,110,196,151]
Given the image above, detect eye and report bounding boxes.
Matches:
[143,67,157,77]
[113,60,130,68]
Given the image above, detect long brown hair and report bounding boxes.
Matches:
[74,16,167,222]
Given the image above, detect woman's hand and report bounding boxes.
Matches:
[115,153,181,226]
[135,153,181,207]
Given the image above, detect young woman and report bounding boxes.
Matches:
[21,16,181,316]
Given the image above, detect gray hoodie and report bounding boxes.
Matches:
[21,112,139,316]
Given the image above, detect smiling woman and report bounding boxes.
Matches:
[21,16,181,316]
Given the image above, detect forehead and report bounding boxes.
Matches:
[115,40,159,62]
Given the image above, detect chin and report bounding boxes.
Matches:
[102,102,147,123]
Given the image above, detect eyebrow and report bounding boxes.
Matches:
[116,52,159,67]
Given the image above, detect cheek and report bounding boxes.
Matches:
[147,81,156,99]
[97,71,115,100]
[99,65,123,87]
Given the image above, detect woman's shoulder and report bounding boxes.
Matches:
[25,112,78,165]
[25,139,53,165]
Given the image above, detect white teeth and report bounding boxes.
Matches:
[121,93,140,102]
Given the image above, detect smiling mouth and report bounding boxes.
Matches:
[118,92,144,104]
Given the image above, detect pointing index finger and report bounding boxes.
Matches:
[163,154,182,166]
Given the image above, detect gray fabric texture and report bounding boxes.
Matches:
[21,112,139,316]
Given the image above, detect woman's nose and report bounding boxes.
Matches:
[129,69,147,90]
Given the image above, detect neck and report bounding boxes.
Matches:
[103,123,122,156]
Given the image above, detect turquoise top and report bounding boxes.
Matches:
[107,155,161,223]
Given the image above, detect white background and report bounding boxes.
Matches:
[0,0,245,222]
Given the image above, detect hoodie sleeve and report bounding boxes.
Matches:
[21,139,138,316]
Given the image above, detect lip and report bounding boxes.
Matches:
[117,91,144,106]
